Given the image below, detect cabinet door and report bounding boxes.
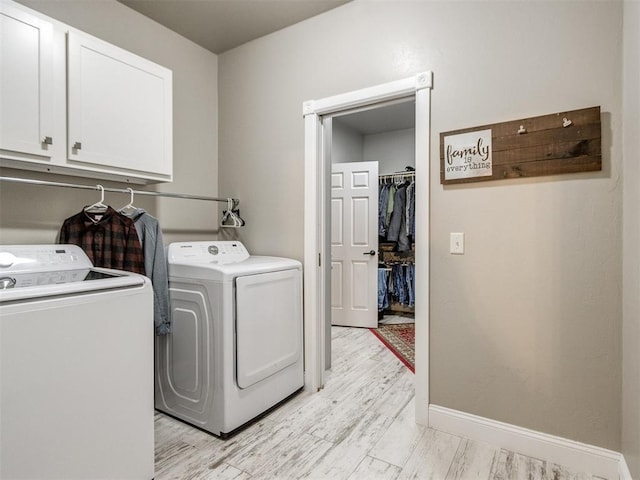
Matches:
[67,31,172,181]
[0,3,53,158]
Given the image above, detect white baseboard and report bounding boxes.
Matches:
[428,404,624,479]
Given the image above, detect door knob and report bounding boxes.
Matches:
[363,250,376,256]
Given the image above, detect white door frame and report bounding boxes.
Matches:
[303,72,432,425]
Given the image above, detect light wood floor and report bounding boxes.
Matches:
[154,326,606,480]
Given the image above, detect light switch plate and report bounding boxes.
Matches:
[450,232,464,254]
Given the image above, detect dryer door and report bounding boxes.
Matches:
[235,268,302,389]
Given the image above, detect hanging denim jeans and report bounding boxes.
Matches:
[392,265,408,305]
[378,268,390,310]
[405,264,415,307]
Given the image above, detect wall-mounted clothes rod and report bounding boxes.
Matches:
[0,176,245,227]
[0,176,237,204]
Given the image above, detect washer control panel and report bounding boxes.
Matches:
[0,245,92,273]
[168,241,250,264]
[0,245,97,291]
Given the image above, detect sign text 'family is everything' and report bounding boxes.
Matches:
[443,129,492,181]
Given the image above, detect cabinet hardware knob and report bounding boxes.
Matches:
[73,142,82,150]
[43,136,53,145]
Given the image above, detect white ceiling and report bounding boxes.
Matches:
[117,0,351,54]
[117,0,413,134]
[333,100,416,136]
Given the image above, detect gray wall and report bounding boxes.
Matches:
[332,122,364,164]
[219,0,623,450]
[1,0,219,245]
[622,0,640,475]
[364,129,415,174]
[331,123,415,174]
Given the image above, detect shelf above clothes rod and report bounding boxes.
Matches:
[0,176,237,204]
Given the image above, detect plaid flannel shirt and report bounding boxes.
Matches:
[59,207,146,275]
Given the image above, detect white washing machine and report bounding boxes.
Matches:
[155,241,303,437]
[0,244,154,479]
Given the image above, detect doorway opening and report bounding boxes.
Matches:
[328,99,416,367]
[302,72,432,424]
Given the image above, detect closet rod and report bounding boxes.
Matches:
[379,171,416,180]
[0,176,238,204]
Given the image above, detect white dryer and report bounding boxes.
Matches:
[155,241,303,437]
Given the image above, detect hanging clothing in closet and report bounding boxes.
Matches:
[379,176,415,252]
[387,184,409,251]
[391,264,415,308]
[378,264,415,310]
[378,269,391,311]
[378,183,394,237]
[59,207,145,275]
[406,181,415,239]
[378,171,416,316]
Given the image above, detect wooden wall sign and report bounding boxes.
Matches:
[439,106,601,185]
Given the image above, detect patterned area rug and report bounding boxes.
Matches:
[370,323,415,373]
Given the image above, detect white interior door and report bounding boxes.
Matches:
[331,161,379,328]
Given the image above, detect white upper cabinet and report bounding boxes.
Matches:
[0,1,173,184]
[0,3,53,158]
[67,32,172,182]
